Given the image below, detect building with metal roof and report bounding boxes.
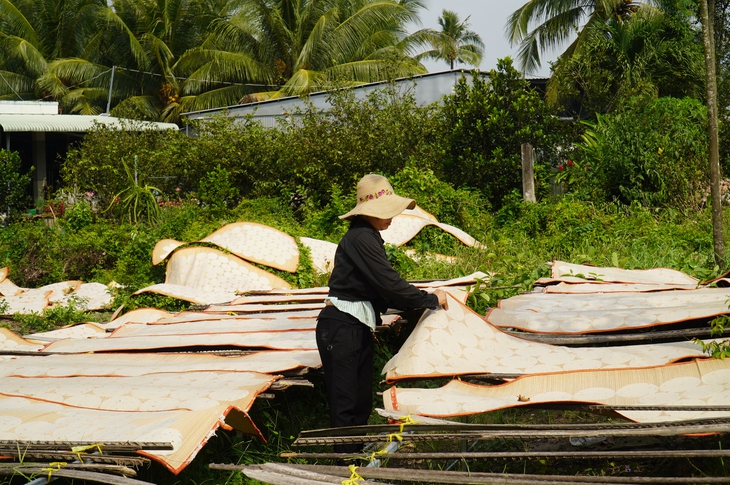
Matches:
[183,70,476,128]
[0,101,178,203]
[183,70,549,130]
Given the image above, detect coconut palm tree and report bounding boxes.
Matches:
[41,0,225,118]
[506,0,648,74]
[547,5,702,116]
[175,0,428,108]
[0,0,158,114]
[0,0,118,103]
[415,9,484,69]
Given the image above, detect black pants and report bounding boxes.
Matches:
[316,306,374,454]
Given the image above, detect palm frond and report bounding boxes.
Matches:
[0,69,34,97]
[0,34,48,77]
[175,48,275,94]
[0,0,40,46]
[113,94,163,120]
[97,6,150,69]
[295,8,336,71]
[277,68,327,96]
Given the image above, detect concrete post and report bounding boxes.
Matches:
[32,132,47,204]
[521,142,536,203]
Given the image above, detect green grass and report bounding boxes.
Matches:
[1,197,728,483]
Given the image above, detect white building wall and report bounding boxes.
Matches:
[0,101,59,115]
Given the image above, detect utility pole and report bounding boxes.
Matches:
[105,66,116,115]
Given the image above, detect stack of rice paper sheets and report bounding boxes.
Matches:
[39,312,320,354]
[0,350,309,473]
[383,295,714,381]
[0,267,113,314]
[383,262,730,425]
[535,261,700,293]
[151,222,300,272]
[488,287,730,334]
[385,358,730,424]
[0,307,323,472]
[139,222,299,304]
[301,206,485,273]
[135,246,293,304]
[0,274,478,473]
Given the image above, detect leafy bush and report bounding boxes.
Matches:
[12,297,99,335]
[439,59,569,209]
[391,160,490,227]
[574,96,708,210]
[63,86,441,218]
[64,200,95,231]
[0,150,33,223]
[268,84,442,209]
[197,165,241,213]
[61,121,188,208]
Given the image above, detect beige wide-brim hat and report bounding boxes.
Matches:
[339,174,416,220]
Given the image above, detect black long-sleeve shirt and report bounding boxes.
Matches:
[326,217,439,323]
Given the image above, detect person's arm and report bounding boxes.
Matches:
[345,229,442,310]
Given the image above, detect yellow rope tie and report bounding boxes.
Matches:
[341,464,364,485]
[397,414,420,432]
[373,413,422,458]
[368,447,390,463]
[41,462,66,482]
[70,443,104,462]
[385,413,420,443]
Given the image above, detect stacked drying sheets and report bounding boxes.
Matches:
[382,261,730,425]
[0,273,481,474]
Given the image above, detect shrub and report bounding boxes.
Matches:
[438,59,568,209]
[64,200,95,231]
[268,84,442,209]
[0,150,33,222]
[198,165,241,213]
[573,96,708,210]
[61,122,188,208]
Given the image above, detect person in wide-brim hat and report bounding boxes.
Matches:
[339,173,415,220]
[316,173,448,457]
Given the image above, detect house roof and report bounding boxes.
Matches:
[0,114,178,133]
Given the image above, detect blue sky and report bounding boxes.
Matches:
[412,0,559,77]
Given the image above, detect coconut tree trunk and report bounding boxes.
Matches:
[700,0,725,266]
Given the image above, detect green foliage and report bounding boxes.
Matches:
[0,150,33,223]
[61,123,188,207]
[696,315,730,359]
[548,4,703,118]
[439,60,568,209]
[12,297,96,335]
[198,165,241,213]
[106,159,163,224]
[64,200,95,232]
[62,84,443,220]
[391,160,490,227]
[300,185,351,242]
[574,97,708,210]
[269,85,442,209]
[115,292,192,314]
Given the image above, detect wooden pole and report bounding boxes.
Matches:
[521,143,537,203]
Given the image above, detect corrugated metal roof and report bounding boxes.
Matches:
[0,114,178,132]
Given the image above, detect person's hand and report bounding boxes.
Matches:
[432,289,449,310]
